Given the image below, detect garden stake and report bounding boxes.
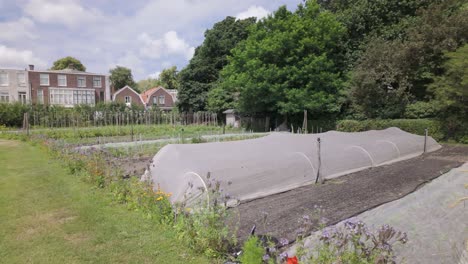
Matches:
[424,128,428,153]
[315,137,321,184]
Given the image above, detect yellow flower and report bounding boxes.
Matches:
[156,196,163,201]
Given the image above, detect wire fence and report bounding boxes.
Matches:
[28,110,218,128]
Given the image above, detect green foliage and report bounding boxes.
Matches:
[110,66,137,91]
[0,102,30,127]
[206,85,237,113]
[348,1,468,119]
[110,179,173,224]
[159,66,180,90]
[178,16,256,112]
[404,101,438,119]
[429,44,468,140]
[240,236,265,264]
[337,119,444,141]
[348,39,411,119]
[174,176,236,258]
[136,77,161,92]
[50,56,86,71]
[218,0,346,118]
[318,0,439,66]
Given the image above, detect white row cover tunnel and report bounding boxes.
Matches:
[144,128,441,206]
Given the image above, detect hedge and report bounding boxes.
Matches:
[336,119,445,141]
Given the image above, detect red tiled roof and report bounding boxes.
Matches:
[140,87,161,104]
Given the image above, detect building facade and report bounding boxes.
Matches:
[28,65,111,107]
[0,68,30,103]
[140,86,178,111]
[112,85,145,107]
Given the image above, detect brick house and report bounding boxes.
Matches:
[140,86,178,111]
[0,68,29,103]
[28,65,111,107]
[112,85,145,107]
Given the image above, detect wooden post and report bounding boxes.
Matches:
[315,137,322,184]
[23,112,30,136]
[424,128,428,153]
[303,110,308,134]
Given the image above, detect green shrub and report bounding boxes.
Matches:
[336,119,444,141]
[0,102,30,127]
[240,236,265,264]
[404,101,438,119]
[174,176,236,258]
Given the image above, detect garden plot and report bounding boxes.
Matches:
[146,128,441,205]
[78,132,268,150]
[75,132,268,177]
[230,144,468,243]
[286,162,468,264]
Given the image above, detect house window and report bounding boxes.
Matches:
[50,88,94,106]
[37,89,44,104]
[17,73,26,86]
[58,75,67,86]
[125,96,131,103]
[77,76,86,87]
[73,90,95,105]
[93,76,102,88]
[0,73,8,86]
[0,92,9,102]
[153,96,157,105]
[40,74,49,85]
[158,95,165,105]
[18,92,27,104]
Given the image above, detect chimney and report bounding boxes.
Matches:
[67,63,75,70]
[28,65,34,71]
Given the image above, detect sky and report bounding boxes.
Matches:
[0,0,302,81]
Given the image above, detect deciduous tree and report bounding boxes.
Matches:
[216,0,346,118]
[51,56,86,71]
[109,66,137,92]
[177,16,256,112]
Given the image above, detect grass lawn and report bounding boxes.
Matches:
[0,140,211,264]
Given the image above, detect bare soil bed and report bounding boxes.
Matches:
[230,145,468,242]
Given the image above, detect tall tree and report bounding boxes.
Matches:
[177,16,256,112]
[348,1,468,118]
[51,56,86,71]
[429,44,468,138]
[159,66,179,90]
[317,0,441,66]
[109,66,137,91]
[137,78,161,92]
[214,0,346,118]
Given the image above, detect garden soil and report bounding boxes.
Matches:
[229,145,468,243]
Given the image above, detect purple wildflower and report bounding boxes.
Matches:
[279,238,289,246]
[279,252,288,260]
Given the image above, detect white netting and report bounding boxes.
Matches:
[145,127,441,205]
[287,163,468,264]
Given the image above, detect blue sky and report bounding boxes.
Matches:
[0,0,302,80]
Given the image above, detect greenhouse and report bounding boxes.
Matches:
[145,127,441,206]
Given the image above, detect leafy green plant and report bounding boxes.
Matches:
[240,236,266,264]
[174,175,237,258]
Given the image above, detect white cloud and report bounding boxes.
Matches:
[0,45,46,69]
[24,0,103,27]
[236,5,270,20]
[0,17,37,41]
[138,31,195,60]
[112,52,145,78]
[148,71,161,79]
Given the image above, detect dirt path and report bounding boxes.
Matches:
[230,145,468,242]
